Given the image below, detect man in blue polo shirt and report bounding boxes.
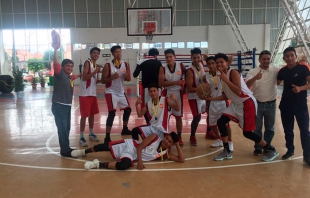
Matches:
[277,47,310,167]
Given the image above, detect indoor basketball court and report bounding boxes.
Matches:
[0,0,310,198]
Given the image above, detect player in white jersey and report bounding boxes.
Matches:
[78,47,101,147]
[158,49,186,146]
[185,48,206,146]
[101,45,132,143]
[81,132,184,170]
[133,48,162,124]
[132,83,180,141]
[206,53,279,162]
[202,56,233,150]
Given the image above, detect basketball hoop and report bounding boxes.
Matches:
[143,21,156,43]
[144,30,155,43]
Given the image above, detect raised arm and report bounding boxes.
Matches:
[53,49,61,75]
[168,142,185,163]
[219,69,242,96]
[82,61,100,81]
[136,134,158,170]
[135,97,147,117]
[246,70,262,88]
[158,67,184,88]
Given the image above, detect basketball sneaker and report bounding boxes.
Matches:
[121,128,132,135]
[84,159,100,170]
[79,137,88,147]
[211,139,223,148]
[190,135,197,146]
[179,136,184,146]
[89,134,99,142]
[214,149,233,161]
[228,141,234,153]
[71,149,86,158]
[262,149,279,162]
[281,152,294,160]
[205,130,217,140]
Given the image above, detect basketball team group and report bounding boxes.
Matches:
[51,42,310,171]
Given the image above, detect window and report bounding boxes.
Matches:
[178,42,185,48]
[149,43,155,48]
[1,28,72,75]
[119,43,126,49]
[110,43,117,47]
[126,43,133,48]
[133,43,139,49]
[201,41,208,48]
[194,42,200,47]
[154,42,162,49]
[172,42,178,48]
[164,42,172,48]
[187,42,194,48]
[97,43,104,49]
[104,43,111,49]
[142,43,149,49]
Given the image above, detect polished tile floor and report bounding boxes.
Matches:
[0,84,309,198]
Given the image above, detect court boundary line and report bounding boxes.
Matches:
[0,157,303,172]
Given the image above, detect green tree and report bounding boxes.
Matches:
[27,58,44,76]
[42,48,64,69]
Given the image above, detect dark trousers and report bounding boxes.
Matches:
[52,102,72,157]
[280,106,310,158]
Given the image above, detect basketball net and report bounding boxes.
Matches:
[144,30,154,43]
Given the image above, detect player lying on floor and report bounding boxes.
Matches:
[82,132,185,170]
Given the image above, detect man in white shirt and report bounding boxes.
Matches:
[245,50,279,156]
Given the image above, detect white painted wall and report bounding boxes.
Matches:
[71,24,270,85]
[208,24,270,54]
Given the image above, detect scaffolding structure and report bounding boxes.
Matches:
[218,0,250,53]
[280,0,310,63]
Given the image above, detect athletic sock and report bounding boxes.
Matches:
[106,133,110,138]
[99,162,109,169]
[263,144,275,151]
[85,148,92,154]
[223,142,231,153]
[123,126,128,130]
[80,132,84,138]
[177,132,182,137]
[89,128,94,135]
[207,127,212,132]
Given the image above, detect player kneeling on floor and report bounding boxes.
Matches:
[81,132,184,170]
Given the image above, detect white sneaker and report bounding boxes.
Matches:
[89,134,99,142]
[71,149,86,158]
[79,137,88,147]
[228,141,234,153]
[84,159,100,170]
[211,139,223,148]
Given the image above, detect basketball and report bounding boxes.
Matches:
[196,83,211,100]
